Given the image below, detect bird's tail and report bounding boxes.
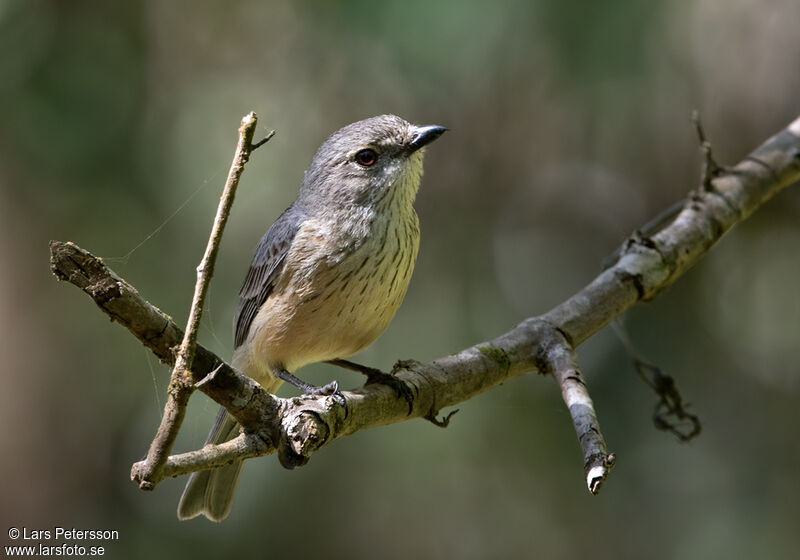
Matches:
[177,407,242,522]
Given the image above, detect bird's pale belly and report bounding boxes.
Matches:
[245,214,419,377]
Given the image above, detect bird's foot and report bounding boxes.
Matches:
[327,359,414,413]
[305,380,346,408]
[367,370,415,414]
[275,369,346,408]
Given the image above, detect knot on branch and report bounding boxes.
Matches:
[512,318,561,369]
[524,319,570,373]
[615,238,671,302]
[277,395,344,469]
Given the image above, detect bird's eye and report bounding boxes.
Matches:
[355,148,378,167]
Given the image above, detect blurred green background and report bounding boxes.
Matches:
[1,0,799,558]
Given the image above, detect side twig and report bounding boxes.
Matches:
[692,110,724,191]
[131,113,274,489]
[535,323,615,493]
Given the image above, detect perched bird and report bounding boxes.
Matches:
[178,114,446,521]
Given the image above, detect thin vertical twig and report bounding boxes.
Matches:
[132,113,274,489]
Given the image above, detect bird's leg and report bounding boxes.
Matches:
[326,358,385,377]
[326,359,414,413]
[274,368,345,407]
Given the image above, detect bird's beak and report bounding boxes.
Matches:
[409,125,448,153]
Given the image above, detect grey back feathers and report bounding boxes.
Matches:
[234,205,304,348]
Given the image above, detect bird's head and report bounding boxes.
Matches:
[299,114,446,209]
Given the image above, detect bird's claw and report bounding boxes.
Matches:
[307,379,339,396]
[306,380,347,410]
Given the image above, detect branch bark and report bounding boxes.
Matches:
[50,115,800,494]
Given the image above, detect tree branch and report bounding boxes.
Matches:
[129,112,274,488]
[49,115,800,494]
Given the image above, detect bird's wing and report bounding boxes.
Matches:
[234,205,304,348]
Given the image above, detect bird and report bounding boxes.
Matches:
[177,114,446,521]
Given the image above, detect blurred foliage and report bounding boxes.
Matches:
[1,0,799,558]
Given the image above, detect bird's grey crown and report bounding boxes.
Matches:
[312,114,414,162]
